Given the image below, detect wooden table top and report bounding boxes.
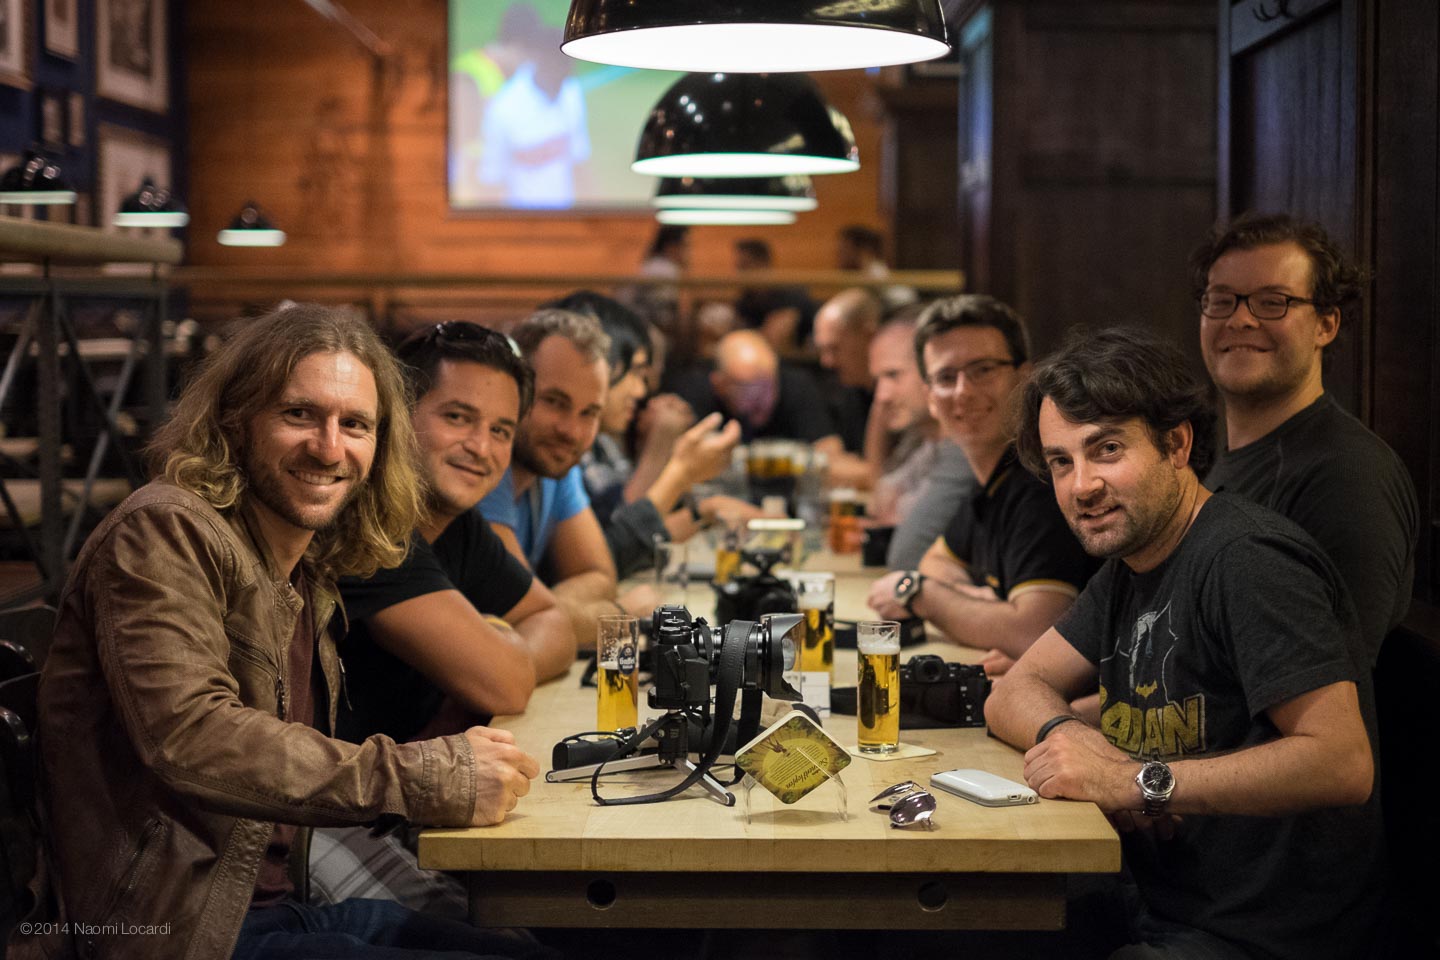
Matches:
[418,552,1119,877]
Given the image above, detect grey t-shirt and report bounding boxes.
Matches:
[1056,494,1384,960]
[885,439,977,569]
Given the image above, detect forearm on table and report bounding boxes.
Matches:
[984,669,1092,751]
[911,584,1045,658]
[513,607,578,683]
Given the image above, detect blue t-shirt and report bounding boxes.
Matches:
[478,465,590,568]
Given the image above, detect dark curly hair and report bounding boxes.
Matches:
[1016,327,1216,480]
[1189,212,1366,322]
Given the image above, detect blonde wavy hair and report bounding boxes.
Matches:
[147,303,423,580]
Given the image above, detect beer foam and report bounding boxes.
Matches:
[856,635,901,655]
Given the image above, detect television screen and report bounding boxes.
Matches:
[448,0,682,212]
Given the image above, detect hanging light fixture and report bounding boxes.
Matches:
[113,178,190,228]
[216,202,287,247]
[0,149,78,205]
[633,73,858,179]
[653,176,817,213]
[655,208,797,226]
[562,0,949,73]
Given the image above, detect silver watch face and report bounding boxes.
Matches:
[1139,761,1174,796]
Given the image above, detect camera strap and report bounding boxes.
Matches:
[591,621,748,806]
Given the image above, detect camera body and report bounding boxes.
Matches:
[648,604,802,714]
[712,546,797,625]
[898,654,990,727]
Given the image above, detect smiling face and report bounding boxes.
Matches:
[244,350,377,539]
[922,325,1026,454]
[513,334,608,479]
[1038,400,1187,567]
[1200,241,1338,406]
[413,359,520,522]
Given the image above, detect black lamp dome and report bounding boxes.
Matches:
[633,74,859,179]
[0,150,77,205]
[114,178,190,228]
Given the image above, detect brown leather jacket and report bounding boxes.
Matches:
[9,482,478,960]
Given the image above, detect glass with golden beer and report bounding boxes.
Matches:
[713,512,745,585]
[793,573,835,675]
[597,616,639,731]
[856,620,901,754]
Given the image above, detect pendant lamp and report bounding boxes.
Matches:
[562,0,950,73]
[653,176,816,212]
[633,73,858,179]
[217,203,287,247]
[113,178,190,228]
[0,150,78,205]
[656,209,797,226]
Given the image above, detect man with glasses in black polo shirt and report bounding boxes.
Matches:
[868,295,1095,671]
[1193,213,1418,667]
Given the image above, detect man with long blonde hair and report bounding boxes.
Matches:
[13,304,552,960]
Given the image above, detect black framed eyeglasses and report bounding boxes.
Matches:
[926,357,1015,395]
[1198,291,1315,321]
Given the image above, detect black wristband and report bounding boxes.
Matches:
[1035,714,1080,744]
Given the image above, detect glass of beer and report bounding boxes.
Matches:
[828,488,865,554]
[653,537,689,608]
[793,572,835,676]
[856,620,901,754]
[597,615,639,732]
[714,512,746,585]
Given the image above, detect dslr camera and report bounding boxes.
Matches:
[899,654,990,727]
[711,546,797,625]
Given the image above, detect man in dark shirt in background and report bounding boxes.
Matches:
[1194,213,1419,665]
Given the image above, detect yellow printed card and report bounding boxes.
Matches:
[735,711,852,804]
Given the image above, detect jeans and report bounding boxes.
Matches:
[231,899,559,960]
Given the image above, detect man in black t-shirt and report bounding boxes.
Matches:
[868,296,1095,667]
[988,329,1383,960]
[337,323,577,745]
[1192,213,1419,666]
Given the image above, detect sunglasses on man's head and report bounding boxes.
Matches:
[404,321,521,358]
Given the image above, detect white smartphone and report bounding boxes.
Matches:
[929,768,1038,807]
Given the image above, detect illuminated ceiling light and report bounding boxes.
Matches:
[633,74,858,179]
[562,0,949,73]
[653,176,817,212]
[0,149,77,205]
[216,202,287,247]
[113,178,190,228]
[656,208,797,226]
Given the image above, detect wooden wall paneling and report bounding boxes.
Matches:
[184,0,891,281]
[877,81,960,271]
[1222,0,1363,413]
[1368,0,1439,598]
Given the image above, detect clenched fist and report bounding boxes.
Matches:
[464,725,541,826]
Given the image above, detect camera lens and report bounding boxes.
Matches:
[913,655,945,683]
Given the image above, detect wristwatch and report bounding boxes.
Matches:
[893,571,926,613]
[1135,759,1175,816]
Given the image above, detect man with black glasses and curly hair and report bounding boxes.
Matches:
[1193,213,1418,665]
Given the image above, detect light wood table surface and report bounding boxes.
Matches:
[419,552,1118,930]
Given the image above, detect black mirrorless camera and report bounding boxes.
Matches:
[712,546,797,625]
[898,654,991,727]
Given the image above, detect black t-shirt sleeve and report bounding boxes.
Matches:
[337,532,455,622]
[1054,562,1117,666]
[1200,532,1358,718]
[1000,484,1095,596]
[441,513,535,618]
[773,366,838,442]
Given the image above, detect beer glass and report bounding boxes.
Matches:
[653,537,689,608]
[714,512,746,585]
[828,488,864,554]
[856,620,901,754]
[792,572,835,675]
[597,615,639,731]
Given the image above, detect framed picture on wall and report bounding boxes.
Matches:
[68,90,86,145]
[98,124,171,235]
[45,0,79,59]
[1,0,32,90]
[40,89,65,147]
[96,0,167,112]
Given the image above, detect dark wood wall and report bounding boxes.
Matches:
[1218,0,1439,598]
[952,0,1218,363]
[182,0,935,278]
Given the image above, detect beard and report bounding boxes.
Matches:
[244,449,363,533]
[513,430,578,480]
[1068,465,1182,561]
